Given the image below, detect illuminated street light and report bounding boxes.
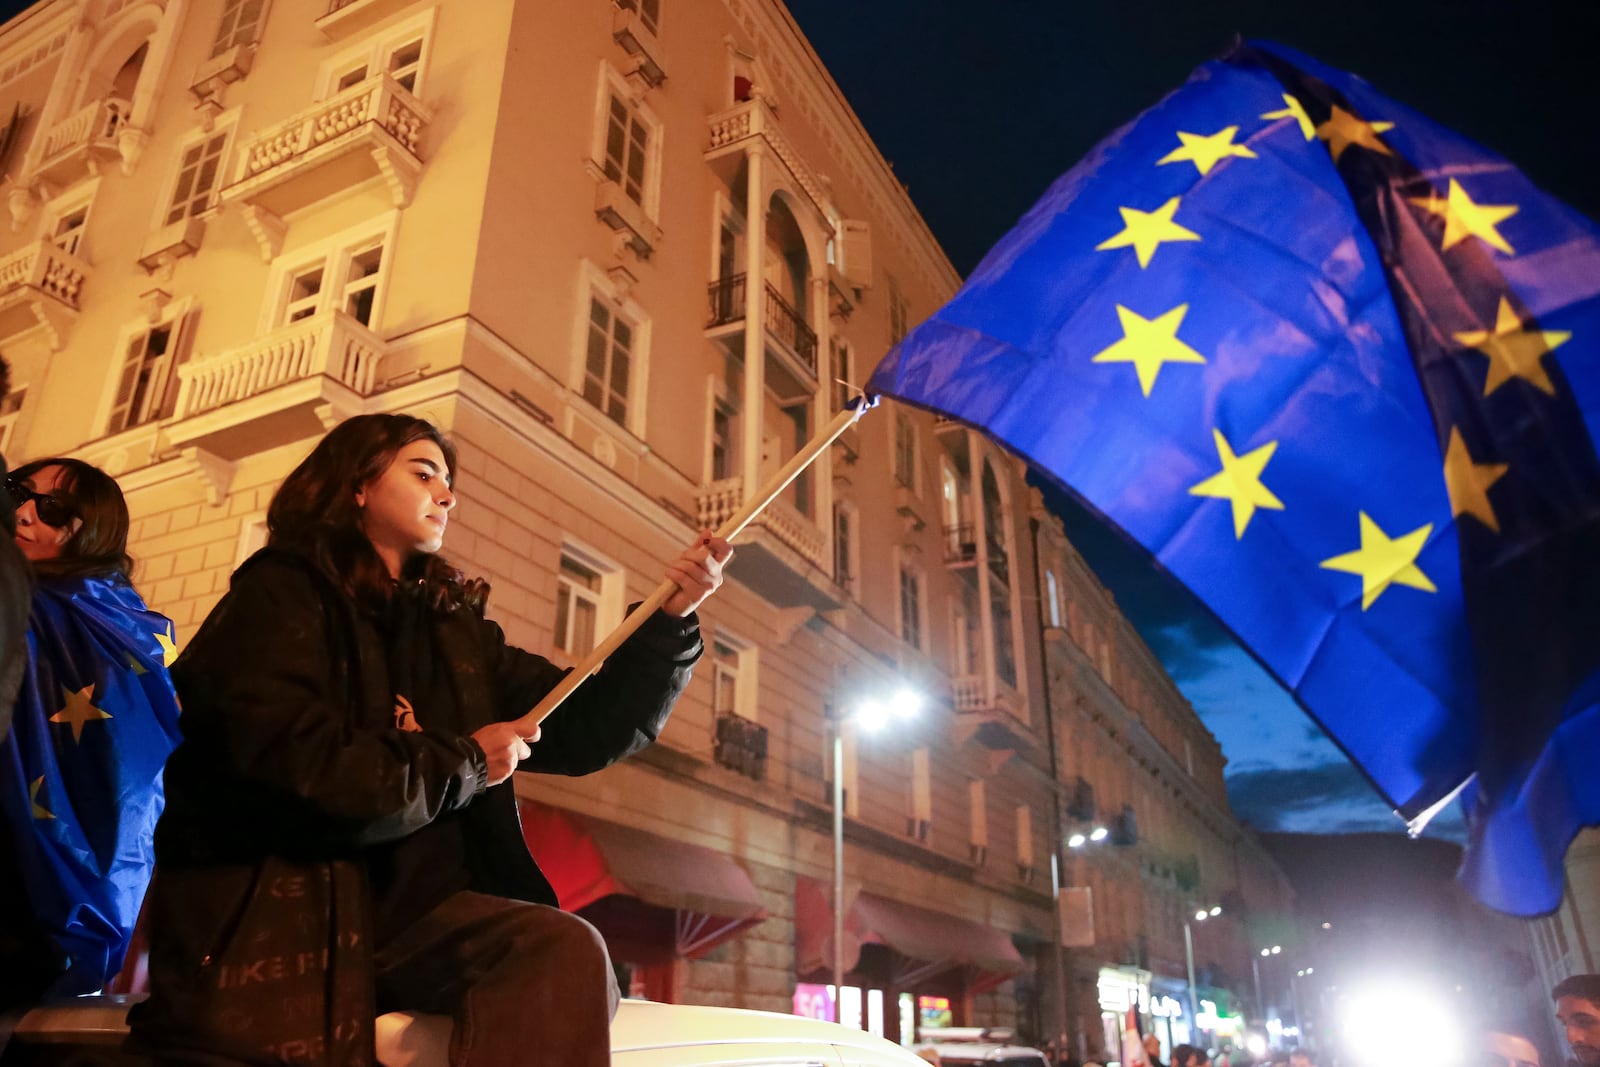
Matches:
[831,687,920,1021]
[1261,948,1272,957]
[1089,826,1109,842]
[1068,833,1087,848]
[1271,945,1282,954]
[1184,902,1223,1024]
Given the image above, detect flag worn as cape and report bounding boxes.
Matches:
[0,575,182,993]
[867,39,1600,916]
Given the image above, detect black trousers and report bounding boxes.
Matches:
[374,891,618,1067]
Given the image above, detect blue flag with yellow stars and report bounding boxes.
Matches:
[868,40,1600,916]
[0,575,181,993]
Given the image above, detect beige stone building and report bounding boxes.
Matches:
[0,0,1292,1050]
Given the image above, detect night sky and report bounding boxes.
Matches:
[785,0,1598,838]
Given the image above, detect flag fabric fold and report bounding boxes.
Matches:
[0,575,182,993]
[867,39,1600,915]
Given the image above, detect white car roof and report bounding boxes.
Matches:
[612,998,919,1057]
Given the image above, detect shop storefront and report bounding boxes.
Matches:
[1148,978,1193,1057]
[1096,965,1152,1061]
[1194,988,1245,1050]
[793,876,1026,1044]
[518,799,769,1002]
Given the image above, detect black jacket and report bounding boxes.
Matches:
[130,549,701,1065]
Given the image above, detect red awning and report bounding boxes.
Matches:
[519,799,768,963]
[794,876,1027,992]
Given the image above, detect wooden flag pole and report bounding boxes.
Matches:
[510,393,879,735]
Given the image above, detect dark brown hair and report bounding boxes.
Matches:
[1555,973,1600,1005]
[10,457,134,581]
[267,414,486,613]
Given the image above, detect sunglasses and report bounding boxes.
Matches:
[5,475,78,528]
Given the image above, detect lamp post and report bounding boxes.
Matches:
[831,687,919,1024]
[1252,944,1281,1018]
[1183,904,1223,1030]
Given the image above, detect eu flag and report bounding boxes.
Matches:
[868,40,1600,916]
[0,576,182,993]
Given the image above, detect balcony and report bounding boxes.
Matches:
[219,73,431,257]
[713,712,767,781]
[611,3,666,90]
[705,273,818,385]
[697,475,841,611]
[951,672,1031,751]
[34,96,133,185]
[705,96,828,222]
[168,310,387,459]
[0,240,89,351]
[316,0,416,39]
[943,523,978,566]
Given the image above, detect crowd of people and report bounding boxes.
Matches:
[0,354,732,1065]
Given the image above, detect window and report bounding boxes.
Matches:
[50,205,89,254]
[830,337,854,412]
[164,129,228,226]
[906,747,931,840]
[584,295,635,427]
[1046,569,1063,628]
[602,94,649,206]
[0,386,25,454]
[1016,805,1035,880]
[386,37,424,93]
[710,631,758,720]
[616,0,659,35]
[554,553,603,658]
[283,264,323,324]
[828,729,860,818]
[319,15,433,99]
[893,411,917,489]
[709,392,736,481]
[833,503,857,595]
[108,317,186,433]
[270,229,392,331]
[210,0,267,58]
[342,245,383,326]
[968,779,987,865]
[888,275,909,344]
[898,565,923,651]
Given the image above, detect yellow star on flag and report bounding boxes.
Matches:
[1261,94,1315,140]
[50,684,112,743]
[1454,296,1569,396]
[30,777,54,820]
[1094,197,1200,268]
[1442,428,1508,534]
[1189,430,1285,538]
[1091,304,1207,397]
[1319,512,1437,611]
[1409,179,1518,255]
[154,625,179,668]
[1157,126,1259,176]
[1316,105,1394,163]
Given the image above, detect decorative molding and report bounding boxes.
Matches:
[238,204,285,262]
[180,446,236,506]
[773,606,816,645]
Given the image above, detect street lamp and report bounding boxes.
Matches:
[1252,945,1282,1017]
[1183,903,1222,1030]
[831,687,919,1023]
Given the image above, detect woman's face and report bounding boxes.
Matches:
[12,464,82,563]
[355,439,456,575]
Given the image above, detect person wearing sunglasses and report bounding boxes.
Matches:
[0,458,181,1015]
